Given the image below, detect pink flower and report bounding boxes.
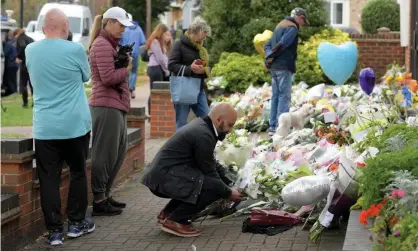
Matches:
[391,190,406,198]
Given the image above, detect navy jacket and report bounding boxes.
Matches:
[264,17,299,73]
[4,40,19,70]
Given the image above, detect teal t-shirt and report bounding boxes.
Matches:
[26,39,91,140]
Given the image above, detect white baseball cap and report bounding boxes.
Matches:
[103,7,133,27]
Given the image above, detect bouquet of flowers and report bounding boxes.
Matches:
[207,76,228,91]
[313,122,353,146]
[216,129,255,171]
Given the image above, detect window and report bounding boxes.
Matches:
[325,0,349,27]
[83,18,90,33]
[334,3,343,25]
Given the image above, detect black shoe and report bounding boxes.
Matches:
[92,200,122,216]
[107,196,126,208]
[22,103,28,108]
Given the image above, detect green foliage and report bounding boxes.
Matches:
[122,0,170,31]
[202,0,329,65]
[380,213,418,251]
[354,123,418,154]
[211,52,270,93]
[361,0,400,34]
[359,147,418,209]
[294,28,358,86]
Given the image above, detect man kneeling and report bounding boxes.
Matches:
[141,103,244,237]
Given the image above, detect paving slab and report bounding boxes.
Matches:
[20,164,346,251]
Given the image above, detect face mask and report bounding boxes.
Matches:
[217,132,227,141]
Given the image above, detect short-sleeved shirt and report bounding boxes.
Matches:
[26,39,91,140]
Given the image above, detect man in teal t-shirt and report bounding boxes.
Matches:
[25,8,95,246]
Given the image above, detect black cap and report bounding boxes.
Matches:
[291,7,310,25]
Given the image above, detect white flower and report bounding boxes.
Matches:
[386,90,393,96]
[236,137,249,147]
[235,129,247,137]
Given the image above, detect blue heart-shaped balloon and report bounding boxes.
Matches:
[317,42,358,85]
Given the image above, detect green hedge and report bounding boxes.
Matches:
[211,52,270,93]
[361,0,400,34]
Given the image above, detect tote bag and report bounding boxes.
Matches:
[170,65,201,105]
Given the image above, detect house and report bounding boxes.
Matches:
[159,0,202,30]
[325,0,367,33]
[159,0,183,29]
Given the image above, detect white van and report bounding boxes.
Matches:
[28,2,93,49]
[25,20,37,33]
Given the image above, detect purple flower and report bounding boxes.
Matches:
[393,231,400,237]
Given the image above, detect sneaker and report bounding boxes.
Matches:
[268,128,276,136]
[92,200,123,216]
[161,220,201,237]
[67,218,96,238]
[107,197,126,208]
[48,230,64,246]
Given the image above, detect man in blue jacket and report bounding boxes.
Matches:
[120,20,146,99]
[264,8,309,136]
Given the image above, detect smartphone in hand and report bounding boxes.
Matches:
[195,59,204,65]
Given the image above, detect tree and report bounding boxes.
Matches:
[201,0,329,65]
[122,0,170,33]
[361,0,400,34]
[3,0,47,27]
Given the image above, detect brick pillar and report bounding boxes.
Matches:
[1,139,42,248]
[150,81,176,138]
[127,107,147,169]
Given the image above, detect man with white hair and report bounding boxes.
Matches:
[25,8,94,246]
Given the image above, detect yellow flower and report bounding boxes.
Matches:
[395,76,404,82]
[385,76,394,83]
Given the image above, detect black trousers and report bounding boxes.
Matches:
[19,65,33,105]
[151,175,229,224]
[147,65,168,116]
[35,132,90,231]
[5,67,18,96]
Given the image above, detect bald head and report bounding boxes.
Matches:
[43,8,69,39]
[209,103,237,134]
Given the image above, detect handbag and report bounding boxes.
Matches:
[139,45,153,62]
[170,65,201,105]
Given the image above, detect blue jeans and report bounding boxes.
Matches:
[128,56,139,91]
[174,90,209,130]
[269,70,292,130]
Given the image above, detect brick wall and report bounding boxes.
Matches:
[350,0,367,32]
[150,90,176,138]
[350,32,405,78]
[1,128,145,249]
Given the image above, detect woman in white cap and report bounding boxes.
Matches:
[87,7,133,217]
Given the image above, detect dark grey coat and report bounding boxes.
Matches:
[141,116,232,204]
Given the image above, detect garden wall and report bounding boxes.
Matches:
[0,108,146,250]
[349,32,405,78]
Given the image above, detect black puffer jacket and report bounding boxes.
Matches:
[168,34,207,89]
